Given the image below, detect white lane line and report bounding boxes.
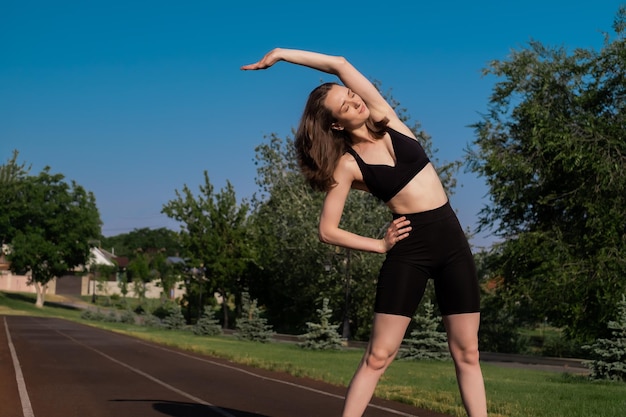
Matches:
[4,317,35,417]
[46,325,236,417]
[140,340,423,417]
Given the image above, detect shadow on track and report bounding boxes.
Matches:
[111,399,270,417]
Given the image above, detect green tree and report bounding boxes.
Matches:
[151,250,182,300]
[2,166,101,307]
[0,150,30,185]
[161,304,186,330]
[299,298,343,350]
[1,151,31,246]
[89,262,118,303]
[466,7,626,341]
[235,292,274,343]
[162,171,252,328]
[100,227,182,258]
[398,299,450,361]
[474,250,528,354]
[127,251,151,302]
[248,133,343,334]
[193,306,222,336]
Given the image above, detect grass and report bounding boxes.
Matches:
[2,291,625,417]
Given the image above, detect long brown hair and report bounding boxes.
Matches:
[294,82,387,192]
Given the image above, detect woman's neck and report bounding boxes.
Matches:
[349,124,378,145]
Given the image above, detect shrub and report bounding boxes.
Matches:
[152,301,179,320]
[81,309,106,322]
[541,332,585,358]
[583,294,626,381]
[104,310,118,322]
[119,309,136,324]
[80,309,94,320]
[141,313,163,328]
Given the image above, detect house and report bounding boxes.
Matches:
[0,245,185,300]
[0,244,40,293]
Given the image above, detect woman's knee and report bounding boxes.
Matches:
[365,346,395,371]
[449,342,480,366]
[443,312,481,366]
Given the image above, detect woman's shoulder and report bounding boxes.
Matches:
[335,152,367,191]
[333,152,360,180]
[337,151,358,173]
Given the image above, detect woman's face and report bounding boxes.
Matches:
[324,84,370,131]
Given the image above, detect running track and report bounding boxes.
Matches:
[1,316,452,417]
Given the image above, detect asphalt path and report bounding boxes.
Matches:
[1,315,452,417]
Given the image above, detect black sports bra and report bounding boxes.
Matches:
[345,127,430,202]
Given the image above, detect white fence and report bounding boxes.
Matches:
[0,271,186,300]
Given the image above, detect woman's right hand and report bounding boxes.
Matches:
[240,48,283,71]
[380,216,412,253]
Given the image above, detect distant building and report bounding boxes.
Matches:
[0,245,184,299]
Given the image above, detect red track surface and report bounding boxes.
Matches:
[1,316,452,417]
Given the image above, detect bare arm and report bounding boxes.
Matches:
[317,157,411,254]
[243,48,413,251]
[242,48,404,128]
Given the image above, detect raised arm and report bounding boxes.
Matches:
[242,48,401,126]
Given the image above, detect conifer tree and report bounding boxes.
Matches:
[236,292,274,342]
[299,298,343,350]
[193,306,223,336]
[162,305,186,330]
[398,299,450,361]
[583,295,626,381]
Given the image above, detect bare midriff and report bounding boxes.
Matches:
[385,163,449,214]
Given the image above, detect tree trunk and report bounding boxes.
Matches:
[221,290,229,329]
[34,282,47,308]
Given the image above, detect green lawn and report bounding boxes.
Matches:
[2,291,625,417]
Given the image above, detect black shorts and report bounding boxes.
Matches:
[374,201,480,317]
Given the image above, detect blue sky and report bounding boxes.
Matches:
[2,1,622,248]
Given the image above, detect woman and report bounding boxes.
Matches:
[242,48,487,417]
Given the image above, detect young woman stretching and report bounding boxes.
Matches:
[242,48,487,417]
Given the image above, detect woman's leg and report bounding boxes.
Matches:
[443,312,487,417]
[342,313,411,417]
